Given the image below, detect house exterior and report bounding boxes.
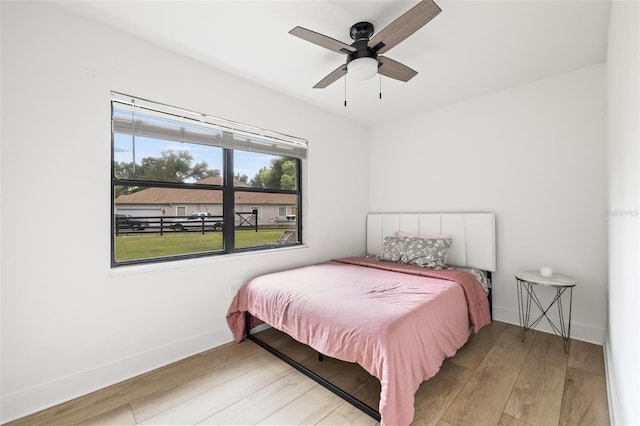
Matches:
[115,176,297,226]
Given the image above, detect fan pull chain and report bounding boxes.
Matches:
[344,74,347,107]
[379,74,382,100]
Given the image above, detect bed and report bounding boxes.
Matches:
[227,213,496,426]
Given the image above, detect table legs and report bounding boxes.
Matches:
[517,279,573,353]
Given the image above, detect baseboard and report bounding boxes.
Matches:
[0,326,233,424]
[492,305,605,344]
[603,336,618,426]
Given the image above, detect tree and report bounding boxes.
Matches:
[139,150,195,182]
[251,167,271,189]
[114,150,220,182]
[114,150,219,198]
[250,157,296,190]
[113,161,135,180]
[114,151,295,198]
[192,161,220,180]
[234,173,249,184]
[280,160,296,190]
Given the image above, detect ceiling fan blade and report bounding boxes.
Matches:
[313,64,348,88]
[378,56,418,82]
[368,0,441,54]
[290,26,356,55]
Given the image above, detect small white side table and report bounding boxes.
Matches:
[515,271,577,353]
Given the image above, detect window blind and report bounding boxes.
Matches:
[111,92,307,160]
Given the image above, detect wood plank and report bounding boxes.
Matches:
[411,360,474,425]
[10,340,262,426]
[198,370,317,424]
[450,320,508,370]
[130,350,273,422]
[441,323,534,426]
[4,353,204,426]
[257,385,345,425]
[497,412,533,426]
[503,331,568,425]
[139,357,292,425]
[568,340,605,376]
[316,402,379,426]
[75,404,136,425]
[559,367,610,426]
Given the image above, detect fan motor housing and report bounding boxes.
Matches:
[347,21,378,65]
[350,21,374,41]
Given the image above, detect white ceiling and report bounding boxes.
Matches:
[56,0,611,126]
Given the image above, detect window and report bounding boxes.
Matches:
[111,92,306,266]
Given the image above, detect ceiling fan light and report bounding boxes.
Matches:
[347,57,379,80]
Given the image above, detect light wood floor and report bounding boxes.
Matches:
[6,321,609,426]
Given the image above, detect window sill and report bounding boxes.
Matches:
[109,244,309,277]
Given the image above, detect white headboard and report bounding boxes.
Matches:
[367,213,496,272]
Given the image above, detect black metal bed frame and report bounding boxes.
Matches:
[243,272,493,422]
[244,311,381,421]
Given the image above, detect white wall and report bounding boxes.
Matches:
[605,1,639,424]
[0,2,368,422]
[369,64,608,344]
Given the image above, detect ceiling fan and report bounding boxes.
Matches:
[289,0,442,89]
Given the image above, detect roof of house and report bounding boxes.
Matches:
[115,176,296,205]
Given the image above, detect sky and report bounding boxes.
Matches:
[114,134,275,181]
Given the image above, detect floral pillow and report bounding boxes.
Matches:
[377,237,406,262]
[377,236,452,269]
[395,230,451,240]
[401,237,452,269]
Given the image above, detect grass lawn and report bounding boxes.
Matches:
[114,229,292,262]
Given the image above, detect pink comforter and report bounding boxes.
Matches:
[226,257,491,426]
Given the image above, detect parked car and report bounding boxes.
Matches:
[171,212,223,232]
[115,214,149,231]
[273,215,296,223]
